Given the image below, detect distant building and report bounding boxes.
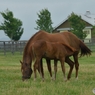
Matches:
[53,11,95,43]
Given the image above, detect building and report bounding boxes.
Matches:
[53,11,95,43]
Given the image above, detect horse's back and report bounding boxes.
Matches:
[45,42,69,58]
[27,30,81,53]
[29,30,80,44]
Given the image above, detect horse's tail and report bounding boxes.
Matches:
[79,40,91,57]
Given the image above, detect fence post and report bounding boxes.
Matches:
[11,41,14,55]
[3,42,6,55]
[0,40,27,55]
[19,41,22,54]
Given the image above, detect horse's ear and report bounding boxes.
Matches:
[20,60,23,64]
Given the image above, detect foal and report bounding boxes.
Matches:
[32,40,76,81]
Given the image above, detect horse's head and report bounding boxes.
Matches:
[20,60,33,81]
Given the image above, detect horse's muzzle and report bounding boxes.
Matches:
[22,76,31,81]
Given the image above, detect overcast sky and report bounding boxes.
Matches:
[0,0,95,40]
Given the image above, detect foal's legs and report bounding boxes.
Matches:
[65,57,74,80]
[33,59,39,81]
[46,58,74,80]
[38,58,52,81]
[73,53,79,79]
[33,58,44,81]
[46,59,52,79]
[60,58,66,81]
[53,59,58,80]
[46,59,59,80]
[40,58,44,80]
[44,59,58,80]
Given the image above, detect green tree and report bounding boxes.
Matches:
[68,12,86,39]
[92,26,95,35]
[35,8,53,33]
[0,9,23,41]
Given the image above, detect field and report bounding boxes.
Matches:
[0,52,95,95]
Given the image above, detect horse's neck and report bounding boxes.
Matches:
[23,53,32,66]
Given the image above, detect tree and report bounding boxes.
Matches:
[92,26,95,35]
[68,12,86,39]
[0,9,23,41]
[35,8,53,33]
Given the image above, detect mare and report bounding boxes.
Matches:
[20,30,91,81]
[32,40,76,81]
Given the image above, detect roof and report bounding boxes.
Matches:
[54,11,95,30]
[80,11,95,25]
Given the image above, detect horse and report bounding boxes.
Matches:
[20,30,91,81]
[32,40,77,81]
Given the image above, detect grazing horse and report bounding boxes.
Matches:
[20,30,91,81]
[32,40,76,81]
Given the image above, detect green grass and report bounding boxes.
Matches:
[0,52,95,95]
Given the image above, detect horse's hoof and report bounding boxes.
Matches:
[52,77,56,81]
[42,79,44,82]
[34,78,36,81]
[92,88,95,94]
[75,77,78,80]
[51,76,56,81]
[64,77,67,82]
[63,77,69,82]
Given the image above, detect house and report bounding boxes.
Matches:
[52,11,95,43]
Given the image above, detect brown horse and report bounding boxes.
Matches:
[32,40,76,81]
[20,30,91,81]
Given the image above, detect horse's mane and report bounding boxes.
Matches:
[23,30,45,58]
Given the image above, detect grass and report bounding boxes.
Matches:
[0,52,95,95]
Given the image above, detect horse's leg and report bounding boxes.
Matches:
[60,58,66,81]
[73,53,79,80]
[33,57,43,81]
[40,58,44,81]
[53,59,58,80]
[36,58,45,81]
[46,59,53,80]
[37,59,43,75]
[33,60,39,81]
[65,57,74,80]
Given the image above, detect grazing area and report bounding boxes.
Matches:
[0,52,95,95]
[20,30,91,81]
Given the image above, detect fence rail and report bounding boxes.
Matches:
[0,40,27,55]
[0,39,95,55]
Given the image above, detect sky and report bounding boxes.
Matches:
[0,0,95,40]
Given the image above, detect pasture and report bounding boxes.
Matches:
[0,52,95,95]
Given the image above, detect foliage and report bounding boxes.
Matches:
[0,9,23,41]
[68,12,86,39]
[35,8,53,33]
[92,25,95,36]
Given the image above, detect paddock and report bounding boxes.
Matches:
[0,52,95,95]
